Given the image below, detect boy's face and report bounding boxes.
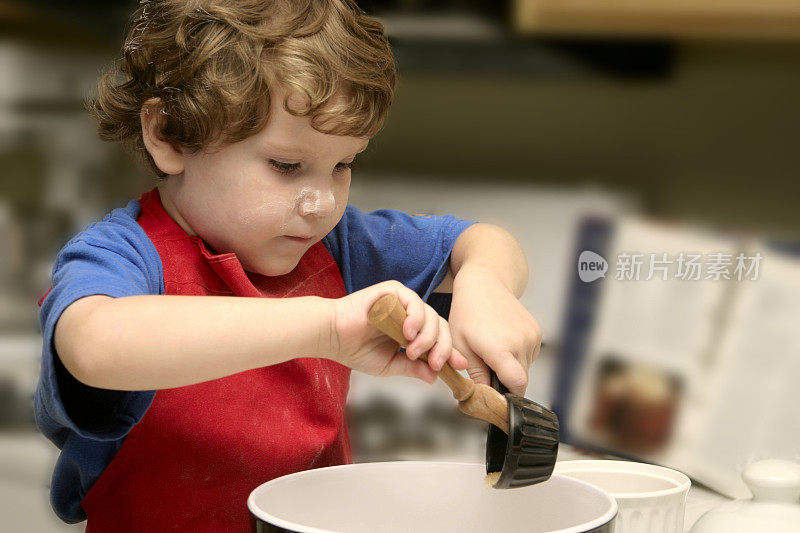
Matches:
[160,90,368,277]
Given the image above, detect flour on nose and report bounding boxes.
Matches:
[297,186,334,216]
[297,186,321,214]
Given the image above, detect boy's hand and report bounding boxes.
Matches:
[330,281,468,383]
[448,265,542,396]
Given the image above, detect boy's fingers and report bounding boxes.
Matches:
[420,316,452,372]
[384,352,436,383]
[465,358,492,387]
[488,350,528,396]
[394,287,426,342]
[458,341,492,386]
[459,340,528,395]
[448,347,468,371]
[421,315,451,371]
[411,360,438,384]
[405,304,439,360]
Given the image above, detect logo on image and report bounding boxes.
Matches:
[578,251,608,283]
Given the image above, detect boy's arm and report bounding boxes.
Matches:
[55,278,464,392]
[435,223,528,296]
[440,223,540,395]
[56,294,335,391]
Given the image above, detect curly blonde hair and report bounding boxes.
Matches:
[88,0,397,178]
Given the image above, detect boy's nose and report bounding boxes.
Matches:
[297,186,336,217]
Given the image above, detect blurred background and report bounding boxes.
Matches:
[1,0,799,530]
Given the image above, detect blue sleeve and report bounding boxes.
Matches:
[35,200,164,447]
[321,205,477,300]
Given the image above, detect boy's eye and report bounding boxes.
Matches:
[335,161,355,173]
[269,159,301,175]
[269,160,355,175]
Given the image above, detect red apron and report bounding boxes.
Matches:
[81,189,352,531]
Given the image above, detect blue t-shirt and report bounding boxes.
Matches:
[35,199,475,523]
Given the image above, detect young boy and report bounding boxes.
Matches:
[36,1,542,530]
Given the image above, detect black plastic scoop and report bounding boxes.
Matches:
[485,374,559,488]
[368,293,559,489]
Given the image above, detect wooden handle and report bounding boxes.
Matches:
[368,293,509,434]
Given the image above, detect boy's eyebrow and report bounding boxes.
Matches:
[262,140,369,158]
[261,142,310,156]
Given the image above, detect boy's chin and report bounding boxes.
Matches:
[244,257,302,278]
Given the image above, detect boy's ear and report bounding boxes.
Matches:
[140,98,185,176]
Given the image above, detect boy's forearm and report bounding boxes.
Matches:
[449,223,529,297]
[55,294,335,391]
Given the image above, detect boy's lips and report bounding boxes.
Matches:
[284,235,314,243]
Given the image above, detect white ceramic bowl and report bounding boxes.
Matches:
[554,460,690,533]
[249,461,617,532]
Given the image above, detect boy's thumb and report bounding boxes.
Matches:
[466,360,492,387]
[397,355,437,384]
